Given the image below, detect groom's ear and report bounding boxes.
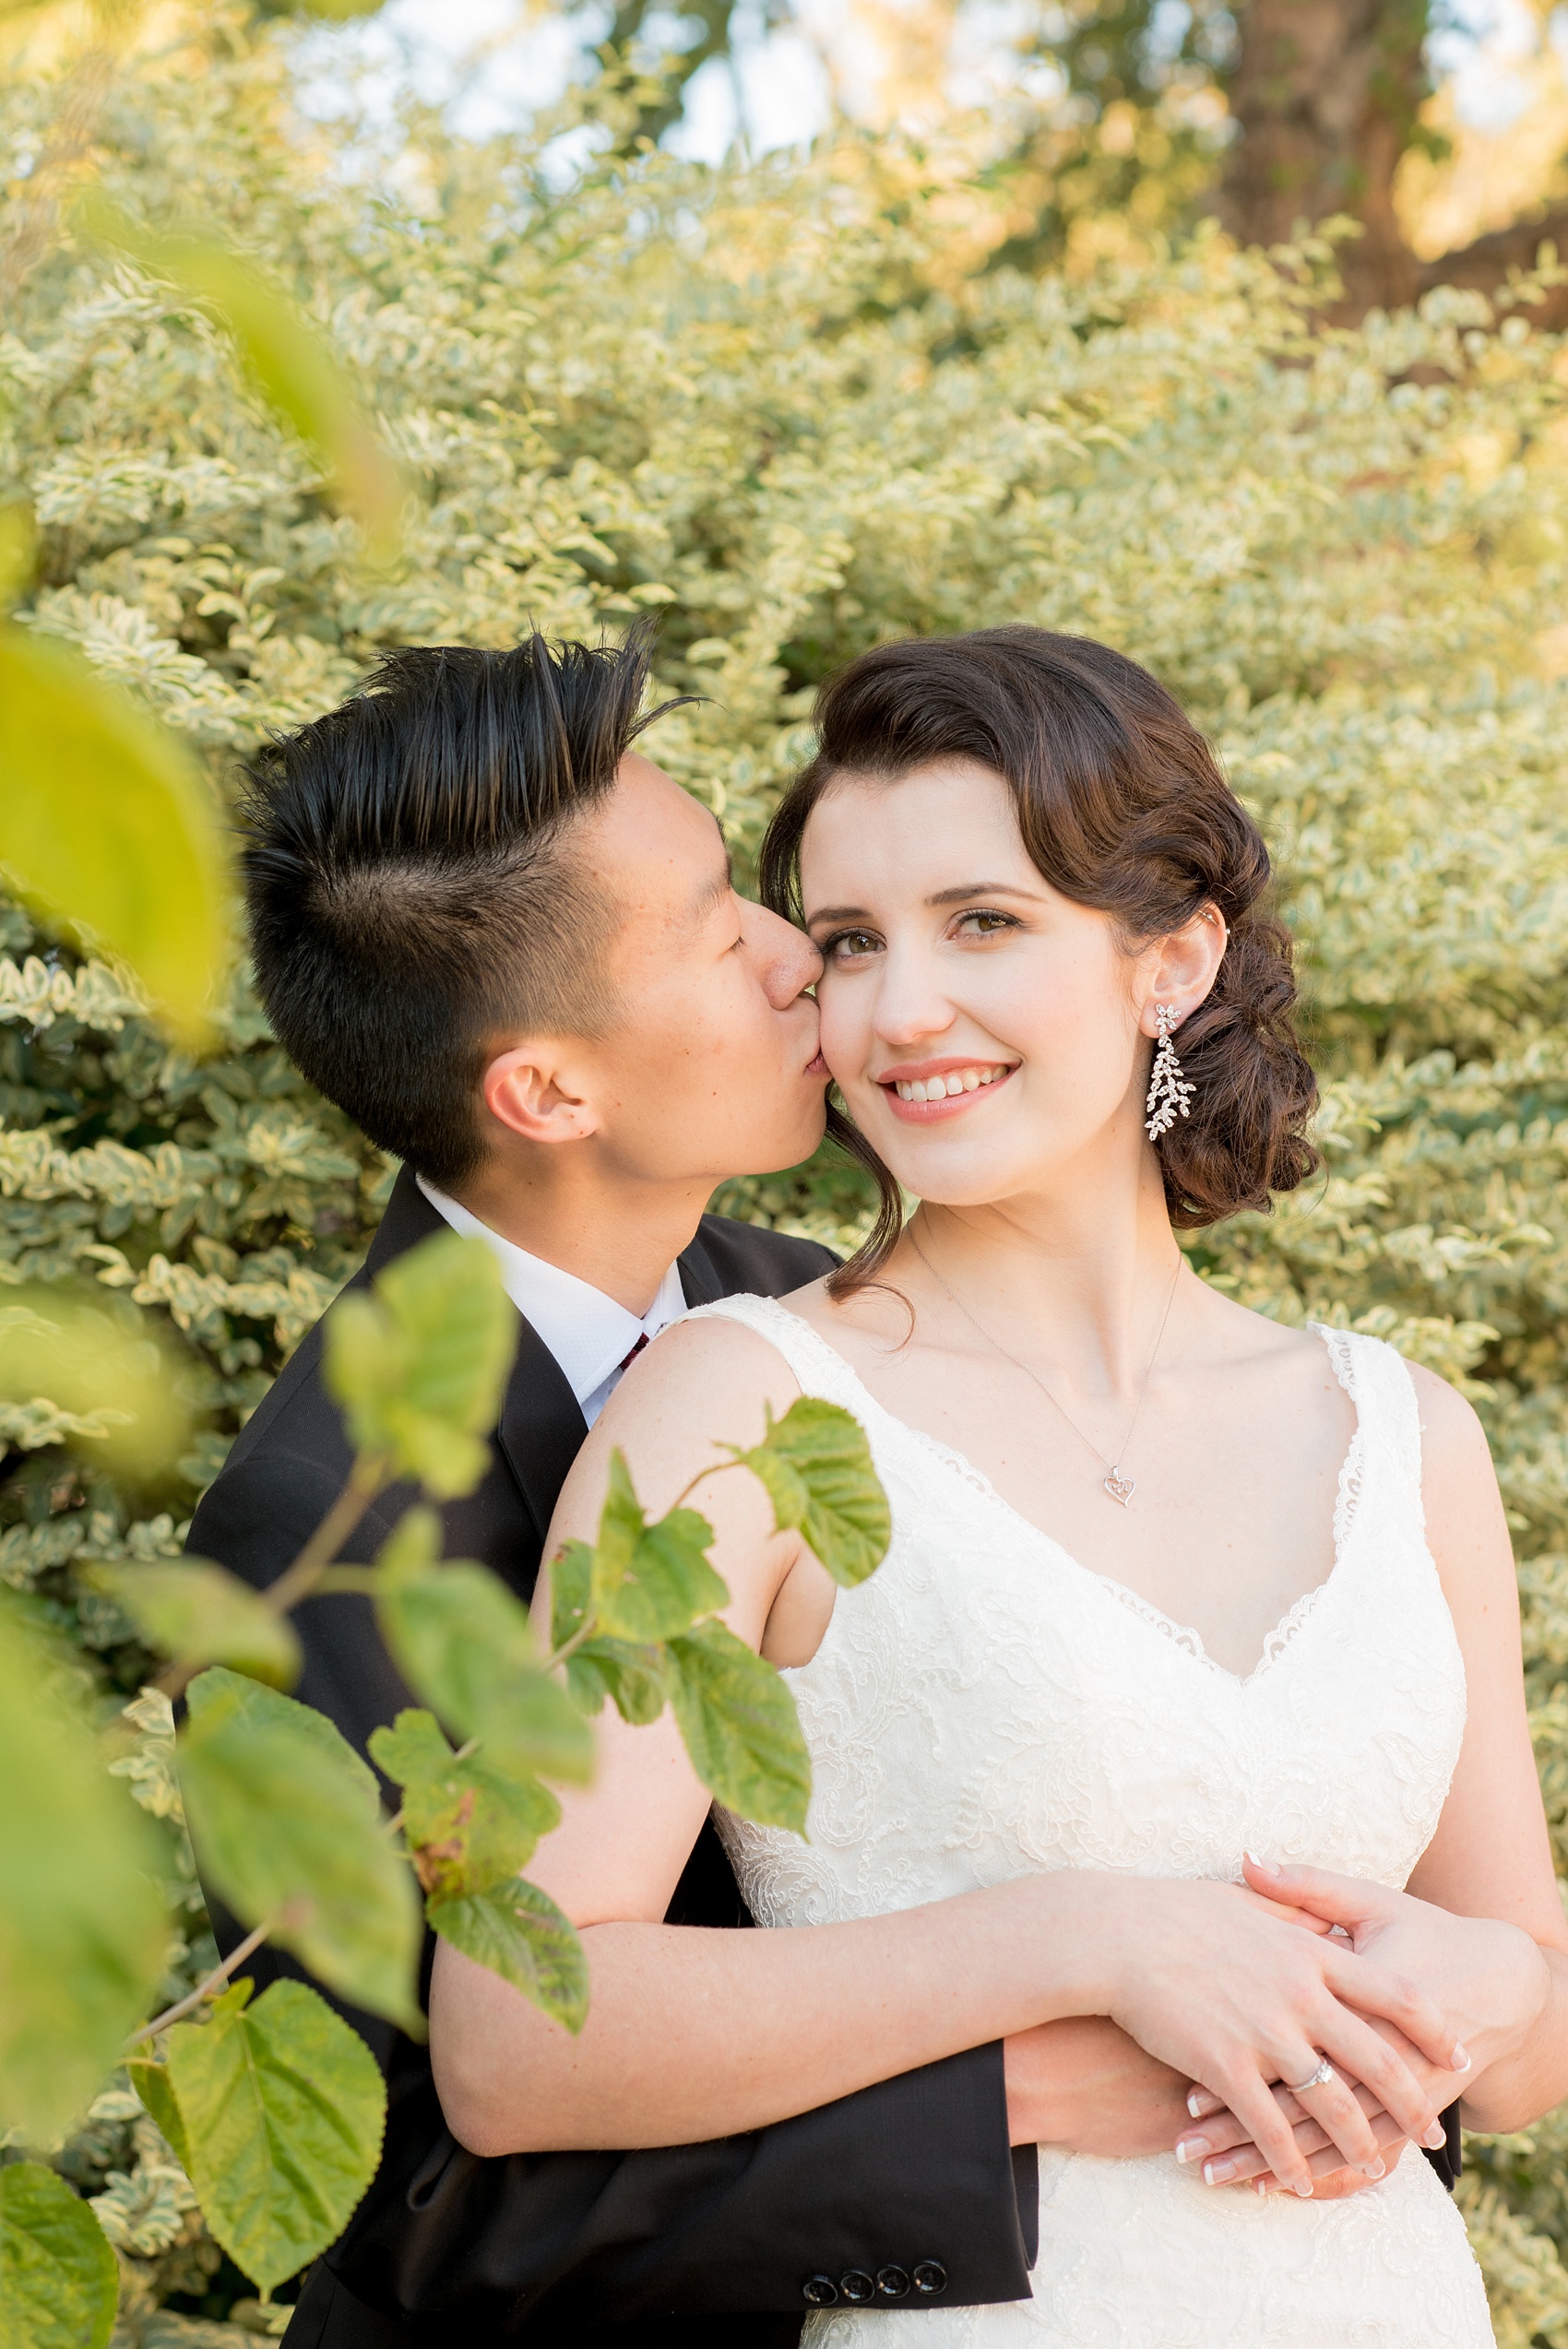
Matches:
[481,1042,601,1148]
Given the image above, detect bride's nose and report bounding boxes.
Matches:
[871,941,956,1051]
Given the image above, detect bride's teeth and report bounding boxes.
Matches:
[962,1069,980,1092]
[896,1081,912,1101]
[945,1074,965,1097]
[910,1080,929,1102]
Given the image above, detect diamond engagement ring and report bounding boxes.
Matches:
[1286,2058,1336,2094]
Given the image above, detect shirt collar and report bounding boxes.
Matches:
[416,1175,685,1411]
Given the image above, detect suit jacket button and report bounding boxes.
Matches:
[912,2260,948,2296]
[875,2265,910,2300]
[802,2275,838,2307]
[839,2270,875,2304]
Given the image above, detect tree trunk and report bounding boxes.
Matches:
[1218,0,1430,312]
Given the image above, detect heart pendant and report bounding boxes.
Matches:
[1102,1470,1134,1507]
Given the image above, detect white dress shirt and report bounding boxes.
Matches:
[417,1176,687,1428]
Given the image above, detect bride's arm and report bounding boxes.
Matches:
[1174,1364,1568,2185]
[429,1317,1464,2181]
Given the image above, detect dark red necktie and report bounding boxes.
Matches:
[618,1332,649,1374]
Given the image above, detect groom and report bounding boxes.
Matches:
[188,629,1408,2348]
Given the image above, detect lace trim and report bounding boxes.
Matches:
[695,1297,1373,1694]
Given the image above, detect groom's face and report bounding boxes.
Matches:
[552,753,829,1187]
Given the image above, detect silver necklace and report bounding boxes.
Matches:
[907,1228,1185,1509]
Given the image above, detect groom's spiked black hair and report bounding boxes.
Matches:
[240,623,684,1188]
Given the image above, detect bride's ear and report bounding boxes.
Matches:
[481,1042,601,1147]
[1137,903,1228,1036]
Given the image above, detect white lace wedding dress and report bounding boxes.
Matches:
[698,1296,1493,2348]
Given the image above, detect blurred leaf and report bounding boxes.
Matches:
[90,1560,300,1689]
[125,2057,192,2172]
[549,1538,593,1654]
[733,1400,890,1588]
[325,1233,517,1499]
[0,2162,117,2349]
[565,1636,667,1726]
[179,1667,422,2032]
[77,196,404,560]
[165,1978,385,2296]
[666,1619,811,1834]
[0,1286,189,1473]
[427,1878,588,2035]
[0,505,34,614]
[0,628,229,1045]
[0,1606,166,2141]
[375,1549,591,1785]
[369,1707,559,1898]
[590,1451,728,1643]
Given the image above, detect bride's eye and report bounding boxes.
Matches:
[819,927,883,963]
[954,908,1018,940]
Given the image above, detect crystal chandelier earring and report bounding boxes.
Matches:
[1145,1002,1195,1142]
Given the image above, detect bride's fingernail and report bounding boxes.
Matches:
[1243,1849,1281,1876]
[1423,2120,1448,2149]
[1175,2137,1210,2165]
[1186,2087,1206,2119]
[1360,2157,1385,2180]
[1203,2157,1239,2185]
[1292,2177,1314,2198]
[1451,2046,1471,2072]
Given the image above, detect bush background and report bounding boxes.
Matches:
[7,11,1568,2340]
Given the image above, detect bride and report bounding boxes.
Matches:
[432,626,1568,2344]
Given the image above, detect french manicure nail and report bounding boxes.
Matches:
[1360,2157,1385,2180]
[1187,2087,1206,2118]
[1423,2120,1448,2149]
[1451,2045,1471,2072]
[1292,2178,1314,2198]
[1243,1848,1281,1876]
[1175,2137,1210,2165]
[1203,2157,1239,2186]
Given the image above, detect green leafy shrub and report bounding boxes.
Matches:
[7,8,1568,2334]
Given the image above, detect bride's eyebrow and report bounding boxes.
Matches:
[925,881,1044,907]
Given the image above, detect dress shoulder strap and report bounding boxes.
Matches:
[684,1293,875,1417]
[1313,1323,1426,1531]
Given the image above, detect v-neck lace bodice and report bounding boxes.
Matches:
[692,1293,1488,2348]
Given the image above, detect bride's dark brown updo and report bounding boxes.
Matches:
[758,625,1319,1295]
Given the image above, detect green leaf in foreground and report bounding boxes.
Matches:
[77,196,405,560]
[166,1979,386,2296]
[0,1284,189,1475]
[125,2058,192,2173]
[0,625,228,1044]
[91,1560,301,1689]
[427,1879,588,2035]
[0,2162,118,2349]
[0,1607,167,2141]
[589,1451,728,1643]
[369,1708,560,1898]
[179,1668,422,2032]
[376,1548,591,1784]
[734,1398,890,1588]
[565,1637,667,1726]
[665,1619,811,1834]
[324,1232,517,1499]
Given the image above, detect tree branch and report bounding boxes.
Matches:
[125,1915,277,2046]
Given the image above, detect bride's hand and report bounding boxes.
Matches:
[1238,1854,1550,2098]
[1097,1876,1465,2194]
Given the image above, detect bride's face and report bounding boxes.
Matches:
[800,757,1152,1207]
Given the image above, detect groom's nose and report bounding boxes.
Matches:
[744,899,824,1007]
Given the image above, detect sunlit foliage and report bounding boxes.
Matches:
[6,11,1568,2331]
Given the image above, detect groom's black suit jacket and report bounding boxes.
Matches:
[188,1169,1039,2347]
